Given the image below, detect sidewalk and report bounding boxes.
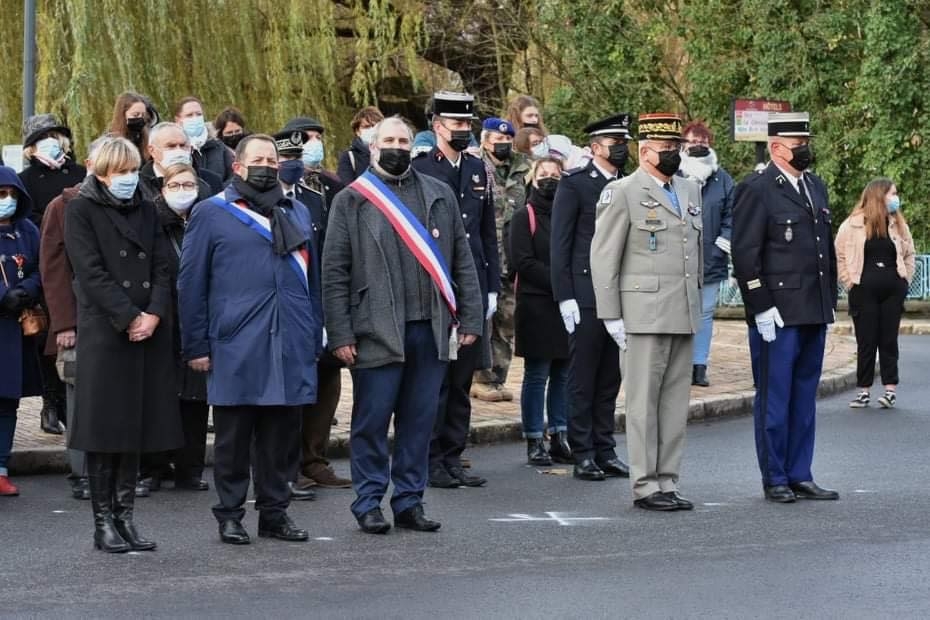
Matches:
[9,319,870,475]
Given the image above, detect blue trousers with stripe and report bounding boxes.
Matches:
[748,325,826,487]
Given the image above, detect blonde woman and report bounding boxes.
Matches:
[835,178,916,409]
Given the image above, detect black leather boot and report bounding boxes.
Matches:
[113,453,156,551]
[87,453,130,553]
[549,431,573,464]
[39,395,64,434]
[692,364,709,387]
[527,438,552,466]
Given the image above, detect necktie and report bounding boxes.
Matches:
[662,182,681,216]
[797,178,815,217]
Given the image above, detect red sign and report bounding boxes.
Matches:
[732,99,792,142]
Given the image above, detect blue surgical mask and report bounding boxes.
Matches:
[360,127,377,145]
[108,172,139,200]
[36,137,63,161]
[161,148,191,167]
[302,140,324,167]
[0,197,17,219]
[887,196,901,214]
[182,115,206,139]
[279,159,305,186]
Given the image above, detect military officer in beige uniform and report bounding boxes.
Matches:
[591,113,702,511]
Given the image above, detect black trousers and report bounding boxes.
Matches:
[174,399,209,480]
[431,337,481,470]
[211,405,301,524]
[567,307,620,463]
[850,273,907,387]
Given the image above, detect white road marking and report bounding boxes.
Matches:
[489,511,611,526]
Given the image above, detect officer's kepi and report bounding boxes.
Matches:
[273,130,305,156]
[431,91,478,120]
[584,113,632,139]
[767,112,813,137]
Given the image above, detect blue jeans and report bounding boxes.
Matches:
[0,398,18,475]
[693,281,721,365]
[520,358,569,438]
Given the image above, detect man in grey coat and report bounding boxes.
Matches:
[591,113,703,512]
[322,116,483,534]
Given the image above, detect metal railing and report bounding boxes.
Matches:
[718,255,930,306]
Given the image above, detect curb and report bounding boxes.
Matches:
[9,361,859,476]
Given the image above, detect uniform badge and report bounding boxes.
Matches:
[687,202,701,216]
[784,225,793,243]
[472,173,480,184]
[646,208,658,220]
[598,189,612,204]
[776,174,786,186]
[747,279,762,290]
[432,228,440,239]
[640,200,661,208]
[590,170,598,178]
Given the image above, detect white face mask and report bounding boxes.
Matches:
[360,127,377,144]
[164,190,198,215]
[531,141,549,160]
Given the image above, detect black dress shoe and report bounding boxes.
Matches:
[692,364,710,387]
[573,459,606,481]
[764,485,796,503]
[394,504,441,532]
[71,478,91,500]
[662,491,694,510]
[428,466,461,489]
[596,457,630,478]
[448,465,487,487]
[288,481,317,501]
[357,508,391,534]
[258,515,309,541]
[634,491,679,511]
[527,438,553,466]
[175,477,209,491]
[790,481,839,500]
[219,519,251,545]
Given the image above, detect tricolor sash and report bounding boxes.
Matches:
[349,171,457,318]
[208,195,310,293]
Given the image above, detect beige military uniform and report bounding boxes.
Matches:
[590,167,703,500]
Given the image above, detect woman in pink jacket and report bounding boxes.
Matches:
[835,178,915,409]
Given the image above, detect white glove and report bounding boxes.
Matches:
[559,299,581,334]
[322,328,328,349]
[754,306,784,343]
[604,319,627,351]
[486,292,498,320]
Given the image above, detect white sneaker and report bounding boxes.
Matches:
[877,391,896,409]
[849,391,870,408]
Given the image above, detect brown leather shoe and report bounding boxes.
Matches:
[308,467,352,489]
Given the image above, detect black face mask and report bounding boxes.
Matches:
[447,129,472,152]
[126,117,146,133]
[687,145,711,158]
[243,165,280,192]
[535,177,559,199]
[653,149,682,177]
[786,144,812,171]
[378,148,411,176]
[492,143,512,161]
[222,133,245,149]
[605,143,629,170]
[523,122,539,129]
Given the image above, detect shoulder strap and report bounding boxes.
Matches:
[349,150,356,173]
[526,204,537,237]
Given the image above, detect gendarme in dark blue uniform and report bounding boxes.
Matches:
[732,111,839,503]
[412,91,499,488]
[549,113,632,481]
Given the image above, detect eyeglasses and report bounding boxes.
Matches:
[165,182,197,192]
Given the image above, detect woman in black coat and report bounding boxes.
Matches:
[146,163,210,491]
[510,157,570,466]
[64,137,183,553]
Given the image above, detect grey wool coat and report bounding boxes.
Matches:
[322,168,484,369]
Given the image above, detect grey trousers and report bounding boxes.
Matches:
[621,333,693,500]
[65,383,86,480]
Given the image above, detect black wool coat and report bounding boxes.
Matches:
[510,192,569,360]
[63,177,183,453]
[19,157,87,226]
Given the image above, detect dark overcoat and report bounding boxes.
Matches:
[64,176,182,453]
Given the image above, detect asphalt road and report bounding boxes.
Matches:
[2,337,930,619]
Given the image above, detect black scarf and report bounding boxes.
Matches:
[232,177,307,256]
[528,187,554,214]
[78,175,140,212]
